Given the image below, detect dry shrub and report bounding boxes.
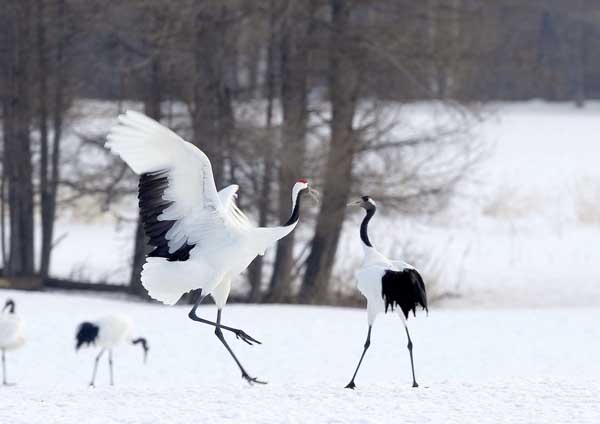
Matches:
[392,237,466,304]
[574,178,600,225]
[481,185,543,220]
[326,235,467,307]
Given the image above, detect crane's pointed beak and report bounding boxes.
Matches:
[347,199,362,207]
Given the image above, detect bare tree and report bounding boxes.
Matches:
[300,0,361,303]
[122,1,173,298]
[2,1,36,277]
[37,0,68,280]
[247,0,279,301]
[266,0,316,302]
[187,2,238,188]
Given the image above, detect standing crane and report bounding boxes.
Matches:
[106,110,316,384]
[0,299,25,386]
[75,314,149,387]
[345,196,428,389]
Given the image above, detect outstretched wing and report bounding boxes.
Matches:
[106,110,246,261]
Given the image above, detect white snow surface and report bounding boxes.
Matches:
[1,290,599,423]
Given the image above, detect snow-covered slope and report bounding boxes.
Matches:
[1,290,599,423]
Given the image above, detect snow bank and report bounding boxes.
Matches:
[0,290,598,423]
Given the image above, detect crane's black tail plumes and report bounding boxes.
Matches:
[75,322,99,350]
[132,338,149,363]
[381,269,428,319]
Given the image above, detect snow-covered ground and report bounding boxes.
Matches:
[1,290,599,423]
[3,101,598,422]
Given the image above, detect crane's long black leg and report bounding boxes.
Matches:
[345,326,372,389]
[404,325,419,388]
[214,309,266,385]
[1,349,5,386]
[108,349,114,386]
[1,349,13,386]
[89,349,105,387]
[188,289,261,345]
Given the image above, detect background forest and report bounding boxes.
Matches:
[1,0,599,304]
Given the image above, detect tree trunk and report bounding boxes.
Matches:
[247,1,277,302]
[37,0,51,279]
[190,5,228,188]
[129,56,161,298]
[572,2,587,108]
[46,0,66,282]
[4,0,35,277]
[1,145,7,269]
[300,0,360,303]
[266,1,313,302]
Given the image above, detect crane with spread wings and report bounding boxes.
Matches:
[106,111,315,384]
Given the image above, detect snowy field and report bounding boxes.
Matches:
[1,290,599,423]
[2,101,599,422]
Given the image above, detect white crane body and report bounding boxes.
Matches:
[345,197,427,389]
[94,315,134,349]
[106,110,303,307]
[0,315,24,351]
[0,299,24,385]
[106,110,312,384]
[76,314,148,386]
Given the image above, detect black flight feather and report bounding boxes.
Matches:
[138,171,195,261]
[381,268,428,319]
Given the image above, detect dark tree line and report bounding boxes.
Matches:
[1,0,599,302]
[1,0,69,280]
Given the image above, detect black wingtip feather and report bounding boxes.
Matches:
[138,171,195,262]
[381,268,428,319]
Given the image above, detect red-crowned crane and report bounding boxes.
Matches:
[0,299,25,386]
[106,110,316,385]
[345,196,428,389]
[75,314,149,387]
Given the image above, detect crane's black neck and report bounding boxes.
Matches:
[360,207,376,248]
[284,189,305,227]
[3,300,15,314]
[132,337,149,362]
[132,337,149,352]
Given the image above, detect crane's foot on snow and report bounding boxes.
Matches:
[345,381,356,390]
[242,373,267,385]
[2,382,15,387]
[234,329,261,346]
[412,382,419,388]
